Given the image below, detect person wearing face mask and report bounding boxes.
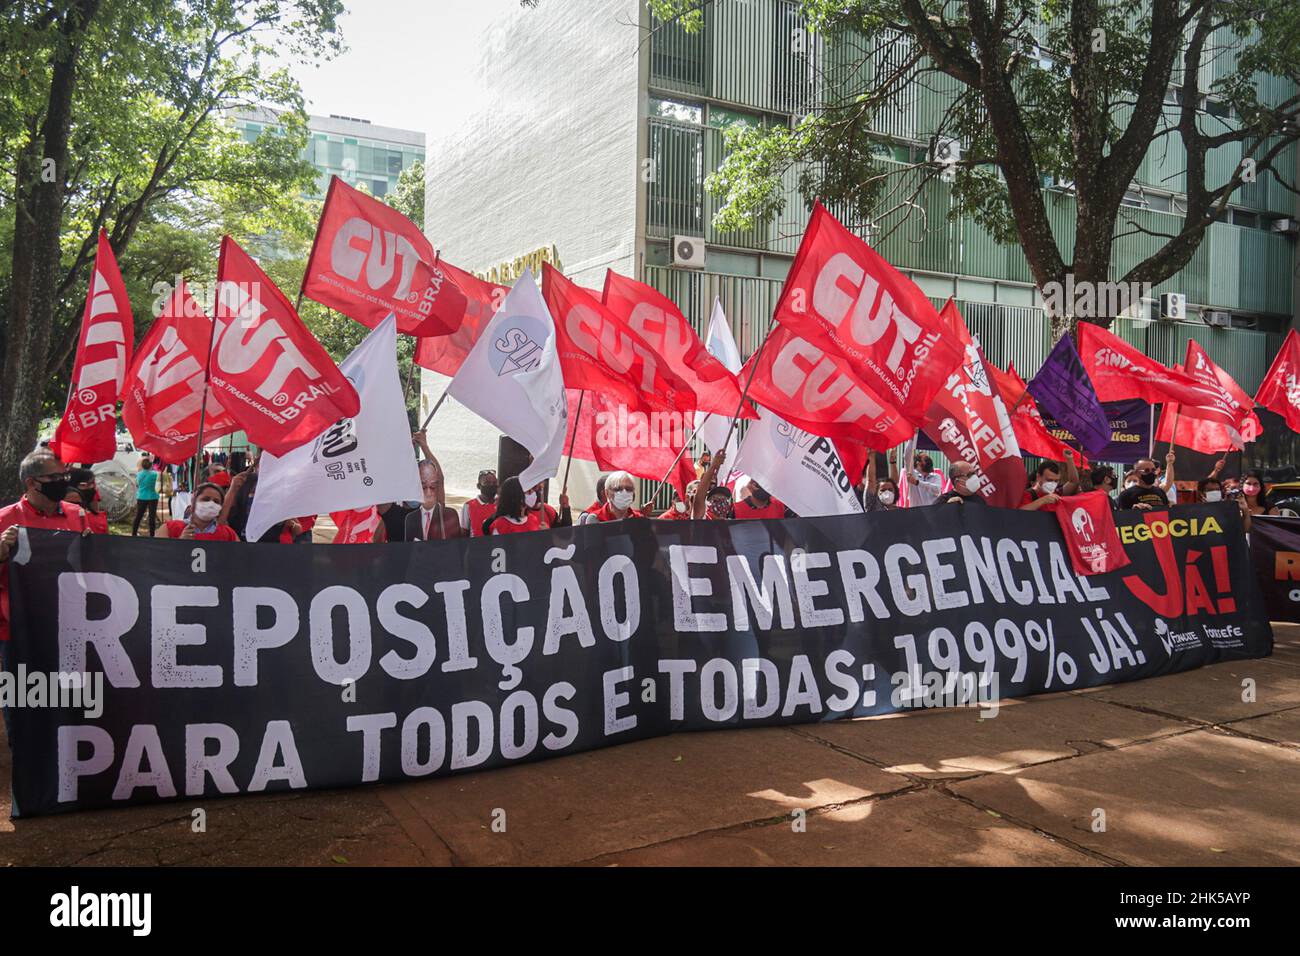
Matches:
[1197,477,1227,505]
[460,468,500,538]
[64,467,110,534]
[524,481,571,529]
[582,470,643,523]
[1241,473,1273,517]
[0,451,102,655]
[734,478,789,519]
[158,483,238,541]
[855,450,901,512]
[695,451,712,480]
[937,462,992,506]
[1090,466,1119,509]
[703,485,735,520]
[907,453,943,506]
[659,480,697,520]
[1117,458,1170,511]
[486,477,539,535]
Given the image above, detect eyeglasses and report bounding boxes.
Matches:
[38,472,71,482]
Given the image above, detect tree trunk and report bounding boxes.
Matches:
[0,0,101,502]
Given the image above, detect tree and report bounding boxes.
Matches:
[0,0,343,500]
[387,158,425,230]
[652,0,1300,339]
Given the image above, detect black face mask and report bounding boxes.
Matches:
[36,477,70,501]
[1138,471,1156,485]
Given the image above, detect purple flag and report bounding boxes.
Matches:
[1027,334,1112,456]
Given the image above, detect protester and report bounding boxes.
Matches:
[703,484,735,519]
[485,477,538,535]
[405,458,462,540]
[1023,451,1079,505]
[1117,458,1170,511]
[131,455,160,536]
[658,481,696,520]
[696,451,712,479]
[525,481,571,528]
[1090,465,1118,508]
[585,475,609,517]
[65,467,110,534]
[858,451,900,512]
[0,451,101,652]
[206,463,231,489]
[1157,449,1178,503]
[222,456,314,543]
[733,478,789,519]
[157,482,238,541]
[1242,472,1274,517]
[907,452,943,506]
[1197,476,1225,504]
[460,467,499,538]
[937,462,990,506]
[581,470,643,523]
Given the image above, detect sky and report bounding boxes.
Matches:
[280,0,517,136]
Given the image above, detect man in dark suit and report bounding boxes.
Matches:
[405,458,462,540]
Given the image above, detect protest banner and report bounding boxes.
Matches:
[6,503,1271,816]
[1249,515,1300,623]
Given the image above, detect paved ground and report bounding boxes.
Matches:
[2,625,1296,867]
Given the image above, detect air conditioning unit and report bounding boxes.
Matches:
[1271,218,1299,236]
[930,136,961,165]
[1159,292,1186,321]
[1203,309,1231,327]
[671,236,706,270]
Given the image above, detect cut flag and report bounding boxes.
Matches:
[302,175,466,337]
[245,315,422,543]
[121,281,238,464]
[770,201,964,423]
[445,270,567,490]
[414,261,508,376]
[1156,339,1261,452]
[210,236,360,456]
[51,230,134,464]
[542,263,696,415]
[1254,328,1300,435]
[732,405,864,517]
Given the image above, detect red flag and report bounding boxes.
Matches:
[211,236,360,456]
[563,389,696,497]
[740,324,915,448]
[1254,328,1300,435]
[122,281,238,464]
[542,263,696,415]
[302,175,466,337]
[1078,323,1247,442]
[601,272,752,419]
[771,202,964,423]
[331,507,380,544]
[987,361,1085,464]
[51,230,134,464]
[1053,490,1131,576]
[920,301,1025,508]
[1155,340,1261,453]
[413,262,508,376]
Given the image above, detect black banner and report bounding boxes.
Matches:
[1250,515,1300,622]
[5,503,1272,816]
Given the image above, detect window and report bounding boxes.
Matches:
[372,179,388,197]
[388,152,403,174]
[708,106,762,130]
[650,96,702,125]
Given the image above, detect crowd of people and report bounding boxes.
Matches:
[0,435,1292,567]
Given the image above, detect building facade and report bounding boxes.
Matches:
[423,0,1298,503]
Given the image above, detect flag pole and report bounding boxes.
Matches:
[657,413,710,485]
[1148,404,1156,458]
[561,389,586,495]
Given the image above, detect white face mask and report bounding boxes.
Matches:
[524,491,539,509]
[964,475,982,494]
[194,500,222,522]
[1040,480,1058,494]
[611,489,635,511]
[1203,490,1222,502]
[674,500,687,514]
[878,490,895,505]
[1125,481,1138,490]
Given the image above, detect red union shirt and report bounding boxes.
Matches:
[733,496,787,520]
[0,497,94,642]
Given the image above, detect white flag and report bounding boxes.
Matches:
[694,298,741,464]
[733,406,864,517]
[445,269,565,489]
[246,315,421,542]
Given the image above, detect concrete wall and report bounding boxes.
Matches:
[421,0,644,503]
